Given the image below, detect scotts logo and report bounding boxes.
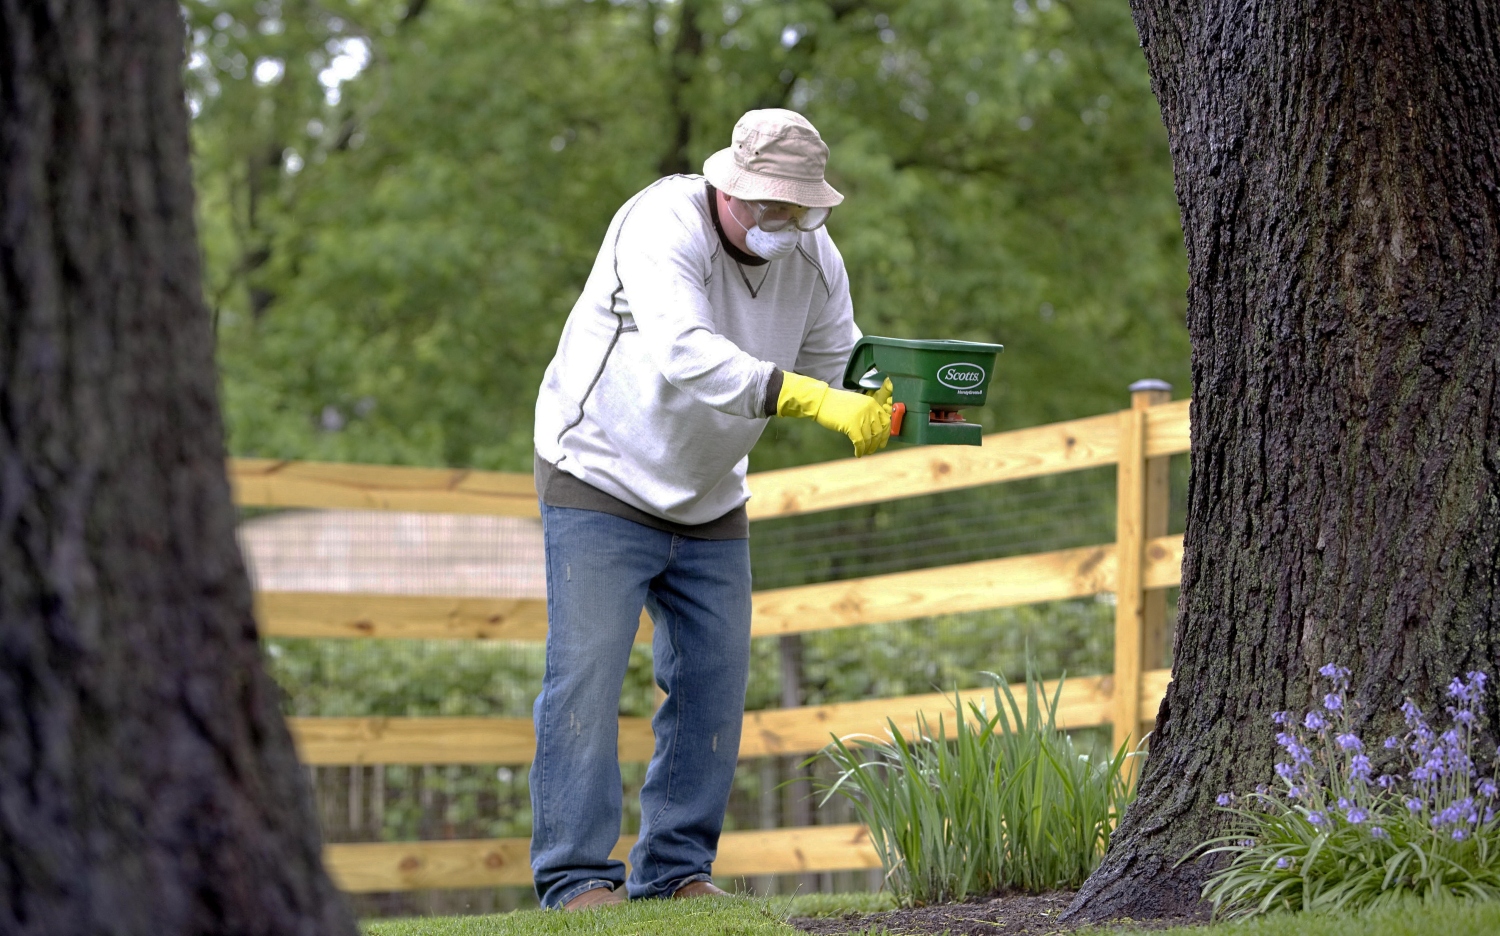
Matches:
[937,363,986,391]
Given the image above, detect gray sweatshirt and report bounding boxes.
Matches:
[534,175,860,525]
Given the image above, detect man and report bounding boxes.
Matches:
[530,109,890,910]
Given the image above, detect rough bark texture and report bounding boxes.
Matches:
[1068,1,1500,921]
[0,3,356,934]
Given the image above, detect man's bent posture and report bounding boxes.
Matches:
[530,109,890,910]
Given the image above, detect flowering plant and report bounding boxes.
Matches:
[1199,665,1500,918]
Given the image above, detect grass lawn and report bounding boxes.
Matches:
[1151,899,1500,936]
[362,895,802,936]
[363,893,1500,935]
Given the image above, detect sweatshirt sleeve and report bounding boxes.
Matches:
[793,238,861,387]
[613,193,775,420]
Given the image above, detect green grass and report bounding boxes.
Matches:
[362,894,1500,936]
[1147,897,1500,936]
[359,893,892,936]
[361,895,799,936]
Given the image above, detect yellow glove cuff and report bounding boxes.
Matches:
[776,371,831,419]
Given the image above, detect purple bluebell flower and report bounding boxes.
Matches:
[1370,826,1389,840]
[1287,786,1303,799]
[1271,711,1291,725]
[1324,693,1344,711]
[1454,709,1476,726]
[1437,802,1466,826]
[1384,736,1402,750]
[1407,797,1425,813]
[1347,807,1368,824]
[1319,664,1352,687]
[1216,793,1234,807]
[1276,857,1292,869]
[1239,839,1255,848]
[1304,711,1327,732]
[1402,700,1424,725]
[1467,671,1488,693]
[1350,755,1372,782]
[1308,811,1326,827]
[1454,828,1469,841]
[1275,762,1297,781]
[1449,676,1471,702]
[1480,780,1498,799]
[1275,735,1311,764]
[1336,733,1362,752]
[1377,774,1398,789]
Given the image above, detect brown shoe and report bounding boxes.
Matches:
[562,886,625,911]
[672,880,730,899]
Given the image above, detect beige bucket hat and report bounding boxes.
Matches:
[703,109,844,208]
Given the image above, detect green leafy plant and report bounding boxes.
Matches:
[1200,666,1500,918]
[814,669,1137,906]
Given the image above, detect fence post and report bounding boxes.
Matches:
[1113,379,1170,758]
[1135,381,1174,739]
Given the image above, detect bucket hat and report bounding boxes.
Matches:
[702,109,843,208]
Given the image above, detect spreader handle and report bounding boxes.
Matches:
[842,341,886,390]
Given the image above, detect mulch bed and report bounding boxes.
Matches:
[789,891,1210,936]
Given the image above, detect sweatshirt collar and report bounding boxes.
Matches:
[707,183,768,267]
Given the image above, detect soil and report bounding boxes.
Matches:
[789,891,1210,935]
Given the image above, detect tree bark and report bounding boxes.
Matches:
[1068,1,1500,921]
[0,4,355,934]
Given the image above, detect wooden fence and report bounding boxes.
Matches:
[232,384,1189,893]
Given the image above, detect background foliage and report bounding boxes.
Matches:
[192,0,1188,912]
[187,0,1188,471]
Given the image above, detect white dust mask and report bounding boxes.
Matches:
[727,199,800,260]
[745,225,801,260]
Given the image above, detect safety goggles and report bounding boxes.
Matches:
[745,200,833,232]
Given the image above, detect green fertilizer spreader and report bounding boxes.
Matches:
[842,336,1004,446]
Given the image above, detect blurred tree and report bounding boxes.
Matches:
[186,0,1189,471]
[0,2,353,933]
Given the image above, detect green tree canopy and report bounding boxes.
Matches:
[188,0,1188,471]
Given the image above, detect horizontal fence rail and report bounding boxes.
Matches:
[233,457,541,516]
[229,400,1189,518]
[287,670,1173,765]
[236,393,1192,893]
[254,534,1183,643]
[325,824,881,893]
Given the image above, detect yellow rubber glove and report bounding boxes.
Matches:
[777,372,892,457]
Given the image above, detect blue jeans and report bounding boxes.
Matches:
[529,504,753,908]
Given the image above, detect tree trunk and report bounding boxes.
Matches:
[0,4,355,934]
[1068,1,1500,921]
